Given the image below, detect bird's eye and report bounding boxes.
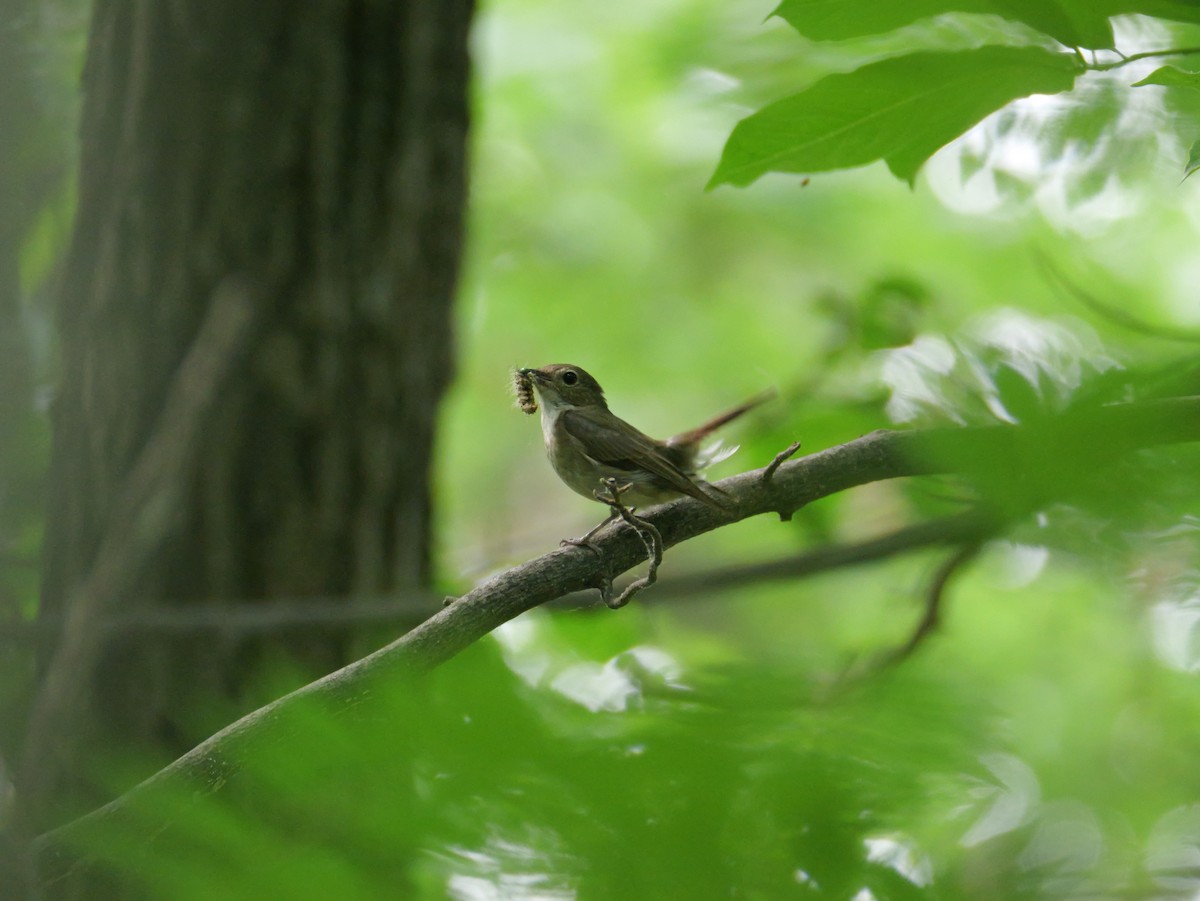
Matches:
[562,370,579,386]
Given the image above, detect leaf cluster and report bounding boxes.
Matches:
[711,0,1200,187]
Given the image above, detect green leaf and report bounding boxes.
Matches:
[1185,139,1200,179]
[995,0,1114,48]
[709,46,1081,188]
[1124,0,1200,27]
[1133,66,1200,91]
[1133,68,1200,180]
[773,0,989,41]
[773,0,1116,48]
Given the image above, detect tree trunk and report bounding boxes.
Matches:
[27,0,471,831]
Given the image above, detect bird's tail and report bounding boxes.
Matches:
[666,388,775,450]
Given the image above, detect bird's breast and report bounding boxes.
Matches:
[539,409,601,500]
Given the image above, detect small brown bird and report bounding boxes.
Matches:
[518,364,769,510]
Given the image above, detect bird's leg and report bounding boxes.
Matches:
[560,508,618,554]
[559,479,637,550]
[593,477,640,517]
[558,483,634,604]
[559,479,663,608]
[594,478,663,610]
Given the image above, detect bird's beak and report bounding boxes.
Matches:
[519,368,547,383]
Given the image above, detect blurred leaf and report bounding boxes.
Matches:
[82,637,1000,900]
[82,587,1200,899]
[710,46,1081,188]
[860,276,932,350]
[957,141,989,181]
[773,0,978,41]
[1185,139,1200,179]
[878,309,1116,429]
[990,361,1046,423]
[1129,1,1200,27]
[993,0,1114,48]
[1130,65,1200,181]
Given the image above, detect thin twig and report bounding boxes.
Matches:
[658,509,995,599]
[1039,255,1200,343]
[763,441,802,483]
[882,540,983,667]
[829,539,984,693]
[1088,45,1200,72]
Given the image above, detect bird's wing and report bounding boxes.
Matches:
[560,409,720,506]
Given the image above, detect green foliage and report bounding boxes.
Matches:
[12,0,1200,897]
[1134,65,1200,177]
[1134,65,1200,91]
[77,585,1200,899]
[432,0,1200,894]
[1185,139,1200,177]
[774,0,1118,50]
[715,2,1200,188]
[773,0,1200,48]
[711,47,1082,187]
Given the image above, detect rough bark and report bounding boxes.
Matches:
[28,0,471,832]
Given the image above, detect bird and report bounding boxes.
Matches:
[516,363,770,512]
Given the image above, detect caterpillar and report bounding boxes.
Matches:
[514,368,537,414]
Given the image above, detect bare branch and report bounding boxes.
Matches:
[1087,45,1200,71]
[655,508,995,599]
[881,540,982,667]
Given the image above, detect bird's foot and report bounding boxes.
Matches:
[560,506,620,557]
[594,478,663,609]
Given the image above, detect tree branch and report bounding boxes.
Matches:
[0,510,986,641]
[0,509,989,642]
[19,278,259,827]
[32,396,1200,883]
[656,508,995,598]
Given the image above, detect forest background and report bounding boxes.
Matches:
[4,0,1200,898]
